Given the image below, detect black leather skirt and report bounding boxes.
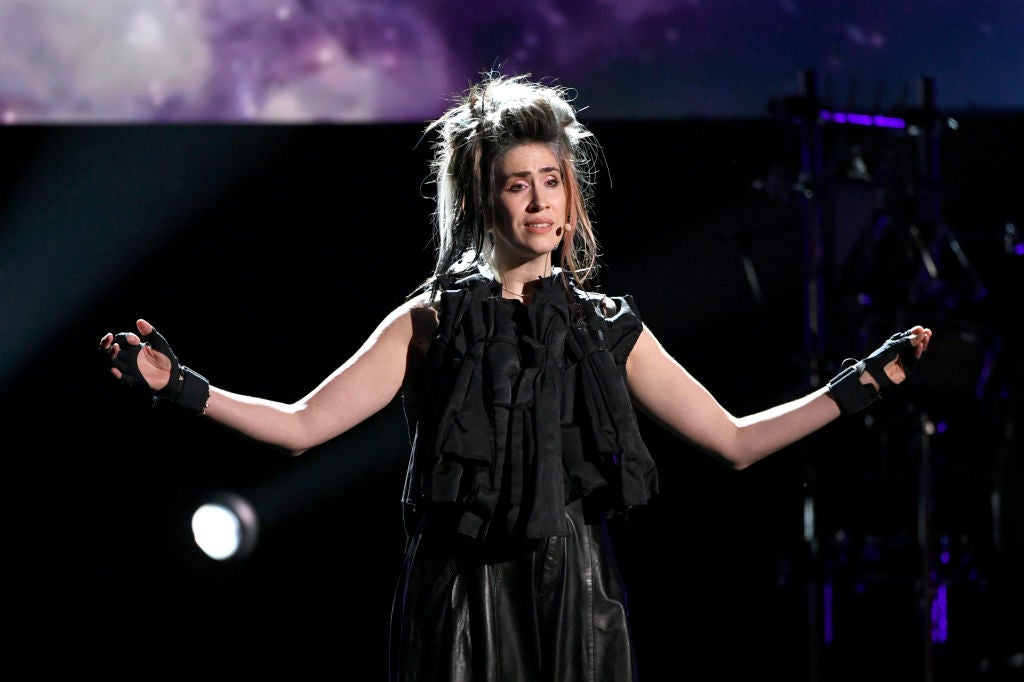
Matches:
[389,498,638,681]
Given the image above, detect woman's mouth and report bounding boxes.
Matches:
[524,221,554,233]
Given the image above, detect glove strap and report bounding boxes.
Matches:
[154,366,210,414]
[827,359,880,415]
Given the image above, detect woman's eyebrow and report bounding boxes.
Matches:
[506,166,561,178]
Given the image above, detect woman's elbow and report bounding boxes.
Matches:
[719,441,781,471]
[716,448,754,471]
[697,442,751,471]
[729,456,755,472]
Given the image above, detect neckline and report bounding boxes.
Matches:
[491,270,561,303]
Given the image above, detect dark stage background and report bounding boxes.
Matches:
[3,112,1022,681]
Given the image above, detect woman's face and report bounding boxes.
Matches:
[490,142,568,272]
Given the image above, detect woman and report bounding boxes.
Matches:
[99,73,932,681]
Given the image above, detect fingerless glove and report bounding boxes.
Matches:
[110,327,210,414]
[827,329,918,415]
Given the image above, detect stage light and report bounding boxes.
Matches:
[818,108,906,129]
[191,491,260,561]
[185,401,408,562]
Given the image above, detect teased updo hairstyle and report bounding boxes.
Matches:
[418,72,602,298]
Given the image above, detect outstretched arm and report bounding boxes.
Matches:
[625,324,932,470]
[100,296,438,456]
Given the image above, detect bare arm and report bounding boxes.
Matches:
[625,324,932,470]
[102,296,438,456]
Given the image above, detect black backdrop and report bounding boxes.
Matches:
[3,115,1021,681]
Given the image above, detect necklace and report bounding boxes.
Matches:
[502,285,526,299]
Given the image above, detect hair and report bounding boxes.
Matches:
[415,72,603,299]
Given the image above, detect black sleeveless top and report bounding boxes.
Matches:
[401,270,659,543]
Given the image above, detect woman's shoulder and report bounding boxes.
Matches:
[367,287,440,342]
[405,288,441,310]
[409,270,491,303]
[398,291,442,333]
[380,291,439,363]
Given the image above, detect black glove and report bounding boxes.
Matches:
[110,326,210,414]
[827,329,918,415]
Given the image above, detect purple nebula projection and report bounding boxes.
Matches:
[1,0,1022,123]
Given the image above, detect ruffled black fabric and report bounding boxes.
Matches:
[401,271,658,543]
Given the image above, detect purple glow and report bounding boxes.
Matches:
[823,579,834,644]
[931,584,949,643]
[1,2,1022,122]
[940,550,951,565]
[873,115,906,128]
[1015,243,1024,256]
[819,109,906,128]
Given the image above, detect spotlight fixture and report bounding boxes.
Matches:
[191,491,260,561]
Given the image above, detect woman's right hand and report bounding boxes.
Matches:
[99,318,173,392]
